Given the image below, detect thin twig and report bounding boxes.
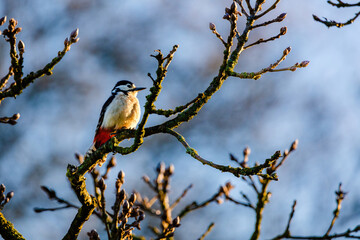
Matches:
[325,184,347,236]
[235,0,250,17]
[198,222,215,240]
[170,184,193,210]
[165,128,279,179]
[244,27,287,50]
[255,0,281,19]
[313,11,360,28]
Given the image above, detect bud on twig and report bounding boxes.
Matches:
[138,210,145,221]
[289,66,297,72]
[142,175,150,183]
[280,27,287,35]
[64,37,69,47]
[87,229,100,240]
[284,149,289,156]
[172,216,181,227]
[98,178,106,190]
[156,162,165,174]
[167,164,175,175]
[107,156,116,168]
[283,46,291,55]
[209,22,216,31]
[118,170,125,183]
[6,191,14,200]
[223,13,231,20]
[70,28,79,40]
[18,40,25,53]
[300,61,310,67]
[129,193,136,205]
[243,146,251,158]
[290,139,299,151]
[277,13,287,21]
[230,2,237,13]
[119,189,126,202]
[0,16,6,26]
[123,200,130,211]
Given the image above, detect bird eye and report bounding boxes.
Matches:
[127,84,132,88]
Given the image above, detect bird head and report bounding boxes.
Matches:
[111,80,146,96]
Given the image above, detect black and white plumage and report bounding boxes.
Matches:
[86,80,145,159]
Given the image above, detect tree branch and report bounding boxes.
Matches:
[165,128,279,179]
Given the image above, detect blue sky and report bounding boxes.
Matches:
[1,0,360,239]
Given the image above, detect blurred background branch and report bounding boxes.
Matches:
[1,0,360,239]
[313,0,360,27]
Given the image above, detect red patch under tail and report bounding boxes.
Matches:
[94,128,115,149]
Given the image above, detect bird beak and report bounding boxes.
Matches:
[130,87,146,92]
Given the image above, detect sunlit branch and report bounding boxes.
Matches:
[244,27,287,50]
[0,20,79,104]
[209,22,227,46]
[251,13,287,29]
[0,113,20,125]
[325,183,347,236]
[313,12,360,28]
[170,184,193,210]
[328,0,360,8]
[228,47,309,80]
[255,0,281,19]
[0,67,13,90]
[165,128,279,179]
[235,0,250,17]
[198,222,215,240]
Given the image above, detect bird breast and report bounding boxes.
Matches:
[101,94,140,130]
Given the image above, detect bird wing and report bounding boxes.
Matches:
[94,94,115,138]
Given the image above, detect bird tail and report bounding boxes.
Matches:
[84,128,114,167]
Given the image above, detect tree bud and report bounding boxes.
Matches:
[290,139,299,151]
[172,216,181,227]
[283,46,291,55]
[0,16,6,26]
[277,13,287,21]
[129,193,136,204]
[284,149,289,156]
[18,40,25,53]
[6,191,14,200]
[123,200,130,210]
[243,146,251,157]
[209,22,216,31]
[280,27,287,35]
[142,175,150,183]
[9,18,17,28]
[64,37,69,46]
[118,170,125,183]
[118,189,126,202]
[230,2,237,12]
[138,211,145,221]
[12,113,20,120]
[156,162,165,173]
[289,66,297,72]
[300,61,310,67]
[70,28,79,40]
[223,13,230,20]
[167,164,175,175]
[98,178,106,190]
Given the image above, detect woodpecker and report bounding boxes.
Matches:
[86,80,146,159]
